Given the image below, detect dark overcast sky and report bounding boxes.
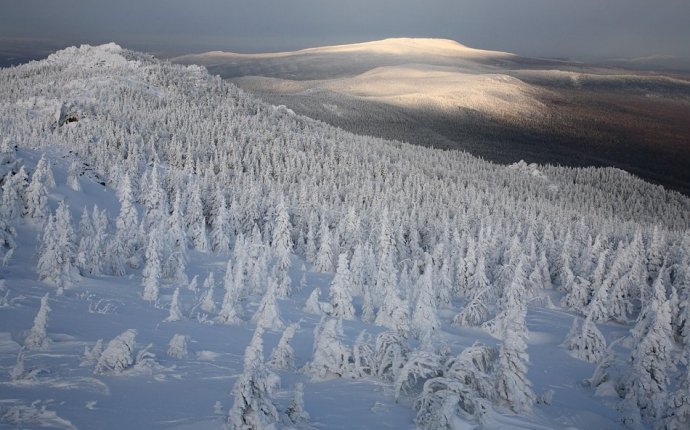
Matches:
[2,0,689,61]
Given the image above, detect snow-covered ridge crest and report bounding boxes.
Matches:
[295,37,512,57]
[44,43,133,69]
[178,37,514,60]
[10,43,209,128]
[31,42,204,82]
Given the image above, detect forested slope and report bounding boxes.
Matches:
[1,44,689,429]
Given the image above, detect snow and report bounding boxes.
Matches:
[325,65,545,117]
[235,65,545,118]
[0,150,631,429]
[0,43,688,429]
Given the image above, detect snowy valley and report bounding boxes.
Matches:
[1,44,690,429]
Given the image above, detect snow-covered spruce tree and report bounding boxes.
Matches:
[329,253,355,320]
[187,275,199,294]
[606,244,638,324]
[12,166,30,212]
[452,288,490,327]
[352,330,375,377]
[23,157,51,221]
[314,218,334,272]
[211,191,231,254]
[349,243,367,296]
[34,154,56,188]
[109,173,140,274]
[141,161,168,230]
[24,172,47,222]
[374,238,409,333]
[285,382,310,425]
[268,322,298,370]
[394,349,444,400]
[589,249,609,292]
[164,191,188,284]
[303,288,322,315]
[247,230,269,296]
[660,367,690,429]
[303,318,351,380]
[232,234,248,297]
[587,276,611,323]
[482,255,528,339]
[304,211,318,264]
[361,282,376,323]
[375,274,409,333]
[1,169,24,222]
[298,267,307,293]
[562,314,607,363]
[377,208,396,266]
[67,160,81,191]
[167,334,189,359]
[293,221,306,258]
[226,326,280,430]
[185,180,209,251]
[165,288,183,322]
[9,348,31,382]
[80,339,103,367]
[585,337,628,399]
[528,250,552,293]
[631,265,669,341]
[37,202,77,292]
[36,215,59,287]
[414,344,498,428]
[24,293,50,350]
[412,253,440,344]
[494,257,535,413]
[271,199,293,273]
[624,256,650,316]
[223,256,237,298]
[54,201,77,264]
[0,218,15,266]
[252,278,283,331]
[217,259,243,324]
[414,376,492,429]
[398,264,414,305]
[626,268,676,420]
[436,255,453,308]
[94,329,137,374]
[76,206,107,276]
[199,271,217,314]
[373,330,410,381]
[556,232,575,291]
[456,236,477,297]
[495,235,522,293]
[272,263,291,299]
[561,275,592,314]
[141,228,162,303]
[444,342,499,401]
[646,226,666,284]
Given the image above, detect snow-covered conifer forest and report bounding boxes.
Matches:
[1,44,689,429]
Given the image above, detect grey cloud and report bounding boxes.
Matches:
[1,0,689,61]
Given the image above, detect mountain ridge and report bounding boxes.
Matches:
[174,37,515,61]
